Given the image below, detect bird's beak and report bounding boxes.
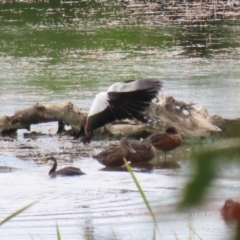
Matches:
[126,143,136,154]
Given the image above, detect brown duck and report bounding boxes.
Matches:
[93,138,156,167]
[43,156,86,178]
[128,139,156,164]
[92,138,136,167]
[148,127,182,162]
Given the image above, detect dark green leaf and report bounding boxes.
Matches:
[180,146,240,208]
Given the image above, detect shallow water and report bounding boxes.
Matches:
[1,134,240,240]
[0,151,239,240]
[1,3,240,118]
[1,1,240,239]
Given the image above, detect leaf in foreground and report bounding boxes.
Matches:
[84,228,93,240]
[56,221,61,240]
[123,158,158,239]
[0,199,40,226]
[180,146,240,208]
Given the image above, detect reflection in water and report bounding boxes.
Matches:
[99,161,181,173]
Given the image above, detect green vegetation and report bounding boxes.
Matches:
[124,158,158,240]
[0,199,40,226]
[56,221,62,240]
[181,145,240,208]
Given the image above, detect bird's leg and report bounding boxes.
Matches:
[81,131,93,145]
[157,152,161,163]
[57,121,65,134]
[74,124,85,139]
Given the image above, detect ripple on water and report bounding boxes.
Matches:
[0,150,238,239]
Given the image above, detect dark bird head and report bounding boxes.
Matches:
[42,156,56,164]
[166,127,178,134]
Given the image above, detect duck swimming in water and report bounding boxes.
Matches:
[93,138,156,167]
[148,127,182,162]
[43,156,85,178]
[78,78,162,144]
[92,138,136,167]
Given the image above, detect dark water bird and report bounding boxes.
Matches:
[221,199,240,222]
[93,138,156,167]
[43,156,85,178]
[92,138,136,167]
[78,78,162,144]
[148,127,182,162]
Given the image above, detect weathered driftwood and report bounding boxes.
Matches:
[103,94,222,138]
[0,95,231,138]
[0,102,87,134]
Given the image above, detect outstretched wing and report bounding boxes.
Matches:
[85,92,117,133]
[85,78,162,132]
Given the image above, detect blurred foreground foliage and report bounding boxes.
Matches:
[181,122,240,207]
[180,123,240,240]
[180,145,240,208]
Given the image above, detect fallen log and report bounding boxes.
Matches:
[0,94,226,138]
[0,102,87,135]
[104,94,222,138]
[0,95,236,139]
